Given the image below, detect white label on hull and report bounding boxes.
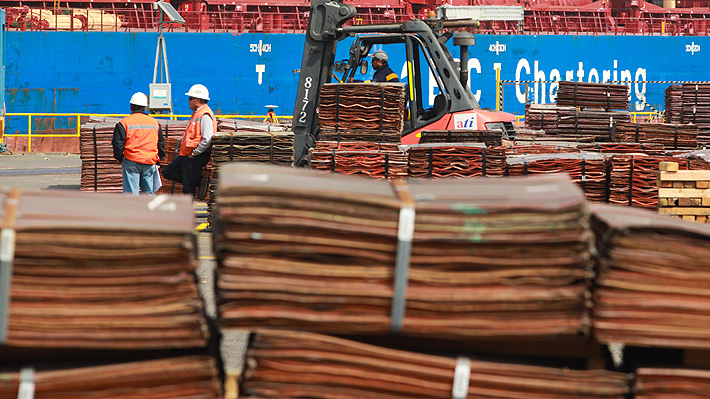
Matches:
[686,42,700,55]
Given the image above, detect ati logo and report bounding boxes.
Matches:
[686,42,700,55]
[454,113,478,130]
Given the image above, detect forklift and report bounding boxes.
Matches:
[291,0,516,165]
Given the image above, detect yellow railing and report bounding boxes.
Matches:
[630,111,664,123]
[2,112,292,152]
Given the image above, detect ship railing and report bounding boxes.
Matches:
[2,113,292,152]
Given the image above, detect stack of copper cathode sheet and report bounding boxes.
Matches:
[214,164,593,339]
[211,131,294,166]
[241,329,630,399]
[664,84,683,124]
[612,122,698,150]
[635,368,710,399]
[576,142,665,155]
[556,81,630,111]
[418,130,503,146]
[557,109,631,140]
[309,141,407,178]
[0,189,209,349]
[79,122,123,192]
[404,143,491,178]
[0,356,221,399]
[156,136,185,195]
[607,155,690,209]
[680,83,710,145]
[318,83,407,142]
[525,103,563,133]
[506,152,608,202]
[590,203,710,349]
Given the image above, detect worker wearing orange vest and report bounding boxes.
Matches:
[162,84,215,197]
[112,92,165,195]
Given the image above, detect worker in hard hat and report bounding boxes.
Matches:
[112,92,165,195]
[369,50,399,83]
[162,84,215,197]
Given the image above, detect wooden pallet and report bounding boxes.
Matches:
[657,161,710,223]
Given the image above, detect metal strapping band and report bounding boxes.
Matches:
[335,85,340,134]
[428,148,434,178]
[628,155,634,206]
[523,158,528,175]
[380,86,385,135]
[389,179,415,333]
[384,153,390,179]
[269,134,274,164]
[0,189,20,344]
[581,158,586,193]
[674,125,678,149]
[481,148,487,176]
[17,367,35,399]
[635,122,640,143]
[92,126,98,191]
[574,109,579,135]
[573,82,578,108]
[452,357,471,399]
[606,90,611,111]
[229,134,234,161]
[331,149,336,172]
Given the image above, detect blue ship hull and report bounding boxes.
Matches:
[5,31,710,133]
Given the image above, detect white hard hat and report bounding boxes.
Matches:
[185,84,210,101]
[129,92,148,107]
[369,50,388,62]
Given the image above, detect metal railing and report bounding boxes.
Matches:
[3,112,292,152]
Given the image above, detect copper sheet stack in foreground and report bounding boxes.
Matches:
[556,81,630,111]
[0,190,209,349]
[405,143,492,178]
[590,203,710,349]
[0,356,221,399]
[557,109,631,140]
[309,141,407,178]
[241,330,630,399]
[318,83,407,142]
[635,368,710,399]
[214,164,593,339]
[506,153,608,202]
[613,122,698,150]
[79,122,122,192]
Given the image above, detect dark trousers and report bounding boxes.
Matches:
[162,151,210,195]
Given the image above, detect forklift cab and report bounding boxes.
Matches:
[337,34,455,136]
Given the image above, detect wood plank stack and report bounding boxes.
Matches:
[79,122,122,192]
[309,141,407,179]
[318,83,407,143]
[608,155,685,209]
[214,164,593,340]
[557,109,631,141]
[612,122,698,150]
[664,84,683,124]
[591,203,710,349]
[419,130,503,146]
[556,81,629,111]
[0,190,209,350]
[506,152,608,202]
[525,103,563,133]
[0,356,221,399]
[404,143,491,178]
[241,329,631,399]
[635,368,710,399]
[657,161,710,224]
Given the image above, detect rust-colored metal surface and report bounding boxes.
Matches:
[525,104,562,134]
[0,355,221,399]
[418,130,503,146]
[557,109,631,141]
[608,155,693,209]
[241,329,631,399]
[556,81,630,111]
[404,143,491,178]
[0,189,210,349]
[664,84,683,125]
[214,164,593,339]
[635,367,710,399]
[590,203,710,349]
[309,141,407,179]
[612,122,698,150]
[318,83,407,143]
[506,152,608,202]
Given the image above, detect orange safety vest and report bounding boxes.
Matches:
[120,113,160,164]
[179,104,216,156]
